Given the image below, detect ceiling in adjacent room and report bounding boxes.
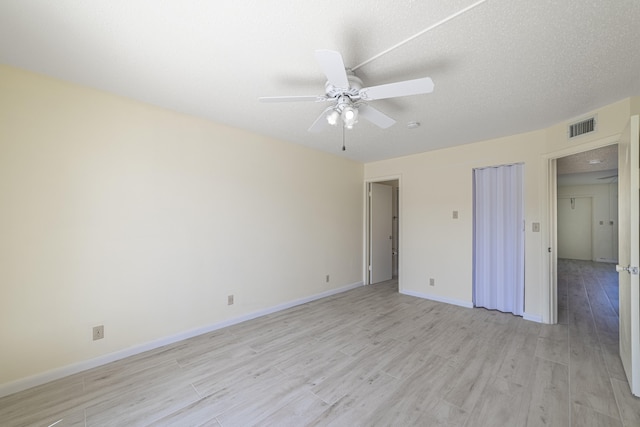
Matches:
[557,145,618,186]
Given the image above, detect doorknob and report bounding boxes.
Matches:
[617,265,640,275]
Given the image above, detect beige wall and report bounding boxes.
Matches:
[365,98,633,320]
[632,97,640,116]
[557,184,618,262]
[0,66,364,387]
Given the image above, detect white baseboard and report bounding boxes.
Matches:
[400,289,474,308]
[402,290,543,324]
[595,258,617,264]
[523,313,543,323]
[0,281,363,399]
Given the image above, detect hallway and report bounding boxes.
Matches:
[558,259,639,425]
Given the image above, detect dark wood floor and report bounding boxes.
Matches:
[1,260,639,426]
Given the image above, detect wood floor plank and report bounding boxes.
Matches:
[570,326,622,420]
[496,322,540,386]
[253,390,330,427]
[535,334,569,365]
[275,347,354,388]
[36,410,86,427]
[3,408,86,427]
[147,393,228,427]
[306,371,401,426]
[571,402,623,427]
[610,377,640,427]
[525,357,570,427]
[84,382,200,427]
[165,367,287,423]
[310,337,405,405]
[565,261,625,422]
[379,340,436,380]
[464,377,530,427]
[0,376,85,426]
[365,353,468,426]
[214,373,311,426]
[441,344,503,412]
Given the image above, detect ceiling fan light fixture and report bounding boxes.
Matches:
[342,106,358,128]
[326,109,340,126]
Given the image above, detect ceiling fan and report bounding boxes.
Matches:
[259,49,434,132]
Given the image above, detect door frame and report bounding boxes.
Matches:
[544,135,620,323]
[364,175,402,287]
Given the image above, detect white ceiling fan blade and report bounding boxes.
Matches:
[358,105,396,129]
[308,109,330,132]
[360,77,434,101]
[315,49,350,89]
[259,95,326,103]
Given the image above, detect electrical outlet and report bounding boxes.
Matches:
[452,210,459,219]
[429,278,435,286]
[326,274,330,283]
[93,325,104,341]
[228,295,234,305]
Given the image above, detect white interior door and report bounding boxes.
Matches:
[370,183,392,284]
[617,115,640,396]
[557,196,593,260]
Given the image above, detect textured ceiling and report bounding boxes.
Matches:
[1,1,639,163]
[557,145,618,186]
[557,145,618,175]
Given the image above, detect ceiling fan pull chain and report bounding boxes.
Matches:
[342,126,346,151]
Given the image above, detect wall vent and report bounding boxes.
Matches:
[568,116,596,139]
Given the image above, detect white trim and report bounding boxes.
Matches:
[544,156,557,324]
[400,289,474,308]
[402,289,542,322]
[523,313,543,323]
[0,281,363,399]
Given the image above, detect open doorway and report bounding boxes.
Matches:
[365,179,399,290]
[554,145,619,322]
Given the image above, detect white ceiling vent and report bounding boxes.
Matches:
[568,116,597,139]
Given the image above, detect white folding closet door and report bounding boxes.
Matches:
[473,164,525,316]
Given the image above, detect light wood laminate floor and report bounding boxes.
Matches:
[2,260,639,426]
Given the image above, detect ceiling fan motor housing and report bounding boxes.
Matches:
[325,74,363,101]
